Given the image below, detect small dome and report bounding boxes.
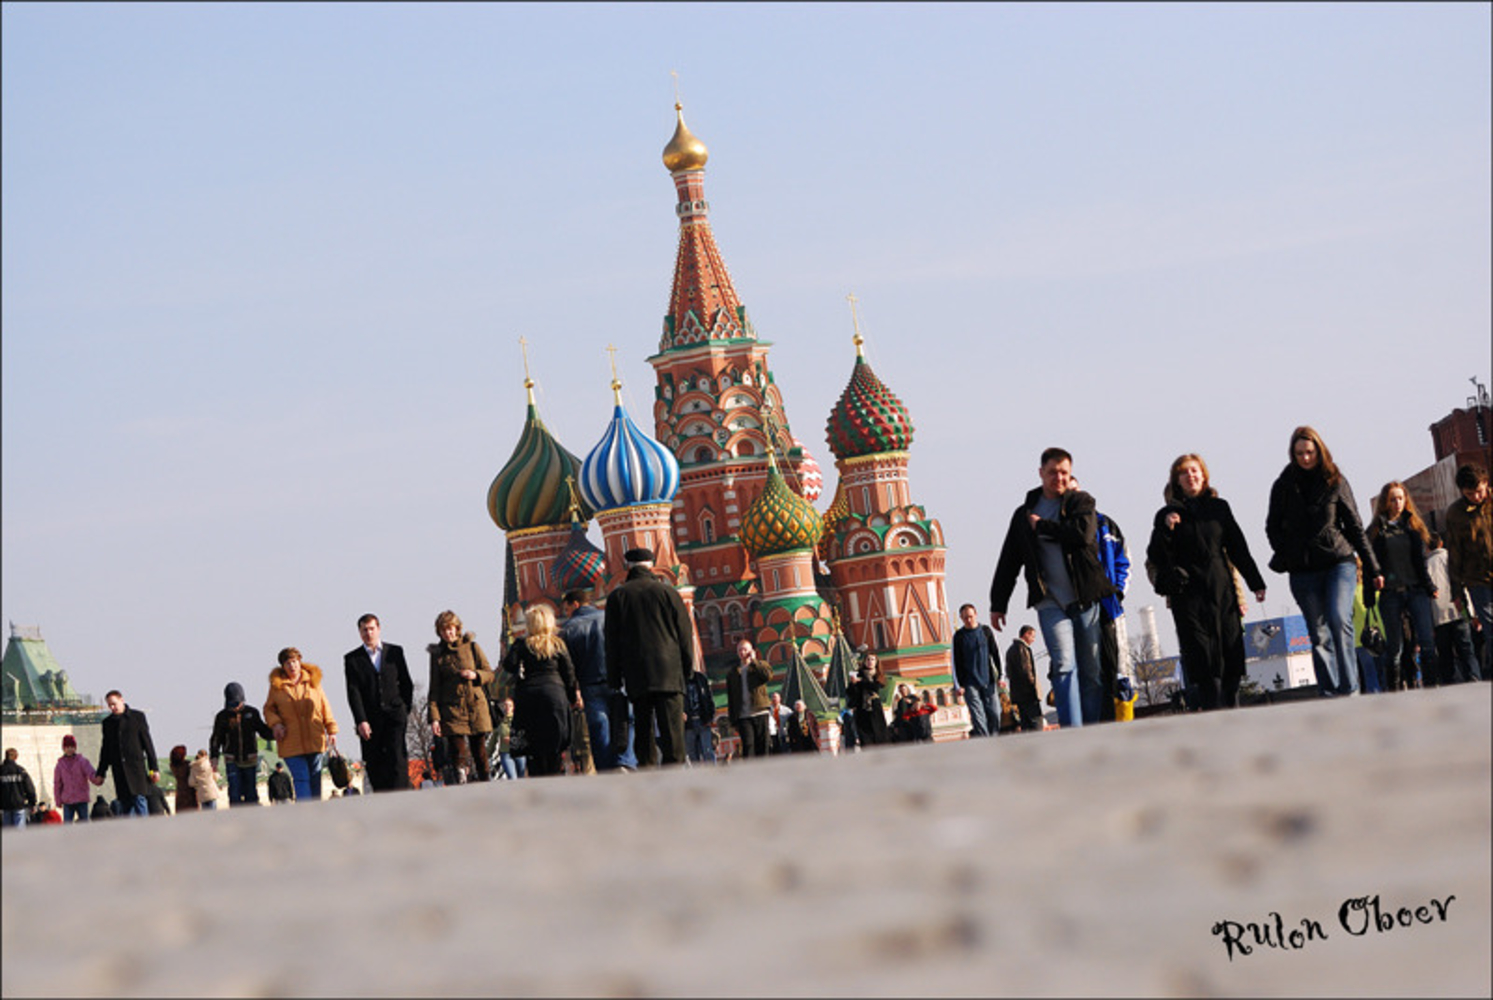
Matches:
[662,103,709,172]
[488,394,591,532]
[741,460,823,558]
[825,353,914,461]
[817,479,852,562]
[553,524,607,592]
[579,389,682,511]
[790,436,824,503]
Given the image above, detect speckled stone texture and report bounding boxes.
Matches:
[3,684,1488,997]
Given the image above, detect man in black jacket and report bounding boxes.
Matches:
[604,548,696,768]
[1,748,38,827]
[92,690,159,817]
[989,448,1114,728]
[210,682,275,807]
[344,614,414,792]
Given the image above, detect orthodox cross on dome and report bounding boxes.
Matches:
[671,69,681,106]
[564,475,585,524]
[606,343,623,402]
[846,292,865,357]
[519,335,536,400]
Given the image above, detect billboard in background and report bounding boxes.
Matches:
[1243,615,1310,661]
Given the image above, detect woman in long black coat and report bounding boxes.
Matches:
[501,605,582,777]
[845,654,889,746]
[1148,453,1267,711]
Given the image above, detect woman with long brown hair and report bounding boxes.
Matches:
[1148,453,1266,710]
[1265,426,1380,696]
[1366,482,1439,689]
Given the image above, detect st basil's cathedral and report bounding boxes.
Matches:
[487,103,955,734]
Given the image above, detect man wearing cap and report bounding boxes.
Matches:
[52,735,97,823]
[210,682,275,806]
[604,547,696,768]
[343,614,415,792]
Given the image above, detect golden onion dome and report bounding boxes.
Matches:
[662,103,709,172]
[740,459,823,558]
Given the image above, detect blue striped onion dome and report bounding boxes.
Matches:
[488,394,592,532]
[553,524,607,591]
[579,391,681,511]
[740,459,823,557]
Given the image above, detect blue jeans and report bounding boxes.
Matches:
[123,794,149,817]
[685,721,716,763]
[61,802,89,823]
[1355,646,1381,694]
[963,684,1000,737]
[284,753,324,802]
[1289,562,1359,696]
[498,753,527,780]
[1,809,27,828]
[581,684,637,770]
[1378,588,1438,688]
[1469,584,1492,680]
[1037,601,1103,727]
[225,764,260,806]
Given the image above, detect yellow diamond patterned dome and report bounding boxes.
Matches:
[740,460,822,557]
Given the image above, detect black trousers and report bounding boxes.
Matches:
[360,712,410,791]
[1099,611,1120,722]
[733,714,768,758]
[632,692,685,768]
[1171,591,1246,711]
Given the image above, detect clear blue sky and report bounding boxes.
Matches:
[4,2,1489,748]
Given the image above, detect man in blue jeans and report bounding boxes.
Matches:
[561,589,637,771]
[91,690,158,817]
[989,448,1115,728]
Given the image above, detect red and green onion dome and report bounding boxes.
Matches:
[488,392,592,532]
[553,524,607,591]
[825,352,914,461]
[740,460,824,558]
[791,435,824,502]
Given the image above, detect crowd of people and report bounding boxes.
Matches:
[2,433,1488,828]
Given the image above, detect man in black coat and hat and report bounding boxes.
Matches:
[604,548,696,768]
[91,690,159,817]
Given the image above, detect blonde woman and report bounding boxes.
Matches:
[500,606,581,777]
[428,610,495,782]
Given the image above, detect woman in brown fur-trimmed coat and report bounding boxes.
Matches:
[428,610,495,783]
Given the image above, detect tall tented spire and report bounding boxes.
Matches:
[659,102,753,352]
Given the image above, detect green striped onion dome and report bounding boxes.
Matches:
[488,399,592,532]
[740,460,823,557]
[825,354,914,461]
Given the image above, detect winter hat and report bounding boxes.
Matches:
[224,682,245,709]
[624,547,655,564]
[62,735,77,750]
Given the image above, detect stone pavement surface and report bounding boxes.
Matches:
[3,685,1488,998]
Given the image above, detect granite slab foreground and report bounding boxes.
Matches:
[3,685,1489,998]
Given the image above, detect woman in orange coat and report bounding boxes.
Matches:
[264,647,339,803]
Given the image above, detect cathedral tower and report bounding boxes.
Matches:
[488,372,592,615]
[822,311,951,681]
[648,103,823,666]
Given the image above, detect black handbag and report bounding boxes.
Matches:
[1359,625,1385,656]
[326,747,351,790]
